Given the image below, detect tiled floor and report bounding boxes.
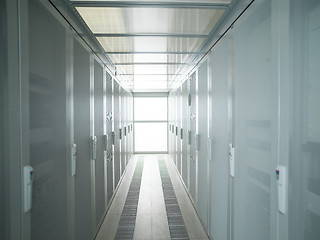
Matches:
[95,154,209,240]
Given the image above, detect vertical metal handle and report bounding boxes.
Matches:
[91,136,97,160]
[195,134,199,151]
[104,135,108,151]
[207,138,212,161]
[229,144,235,177]
[71,143,77,176]
[112,131,115,145]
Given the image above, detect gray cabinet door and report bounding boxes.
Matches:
[189,72,197,202]
[94,59,105,229]
[172,91,177,165]
[29,1,68,239]
[289,1,320,239]
[120,88,126,175]
[210,39,230,240]
[74,39,93,240]
[198,60,208,229]
[182,81,189,185]
[105,73,113,205]
[169,94,173,158]
[233,1,277,240]
[124,93,129,165]
[176,89,182,174]
[113,81,121,188]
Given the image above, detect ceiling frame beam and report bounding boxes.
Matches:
[72,1,230,9]
[119,74,187,76]
[114,62,190,65]
[95,33,208,38]
[106,51,199,54]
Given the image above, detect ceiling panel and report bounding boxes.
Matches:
[72,0,231,91]
[76,7,224,35]
[97,37,134,52]
[97,36,205,53]
[109,53,196,64]
[134,75,168,81]
[133,80,169,90]
[116,65,134,75]
[134,65,167,75]
[108,53,134,64]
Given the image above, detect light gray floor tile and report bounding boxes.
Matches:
[95,213,120,240]
[151,213,170,240]
[133,213,152,240]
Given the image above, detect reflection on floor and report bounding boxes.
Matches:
[95,155,209,240]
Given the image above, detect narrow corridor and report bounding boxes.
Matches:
[2,1,320,240]
[96,155,208,240]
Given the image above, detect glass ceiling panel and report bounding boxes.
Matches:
[116,65,134,75]
[119,75,134,82]
[167,37,204,52]
[97,37,134,52]
[97,36,205,53]
[134,75,168,81]
[109,54,195,64]
[134,81,168,90]
[167,64,187,75]
[134,65,167,75]
[108,54,134,64]
[116,65,185,76]
[117,64,192,76]
[76,7,225,35]
[116,62,192,77]
[134,54,167,63]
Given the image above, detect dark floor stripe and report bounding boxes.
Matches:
[115,156,144,240]
[158,156,190,240]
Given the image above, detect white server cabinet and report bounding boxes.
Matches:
[189,72,198,203]
[233,1,278,239]
[209,39,231,240]
[113,81,121,188]
[105,73,113,205]
[93,59,105,230]
[197,59,209,229]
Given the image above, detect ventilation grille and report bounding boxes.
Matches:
[115,157,144,240]
[158,157,190,240]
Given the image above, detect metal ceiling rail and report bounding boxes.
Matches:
[119,74,188,76]
[114,62,191,65]
[133,80,169,82]
[72,1,231,9]
[95,33,208,38]
[106,51,199,54]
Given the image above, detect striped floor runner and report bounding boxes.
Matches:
[158,156,189,240]
[114,156,144,239]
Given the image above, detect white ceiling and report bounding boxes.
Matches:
[71,0,232,91]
